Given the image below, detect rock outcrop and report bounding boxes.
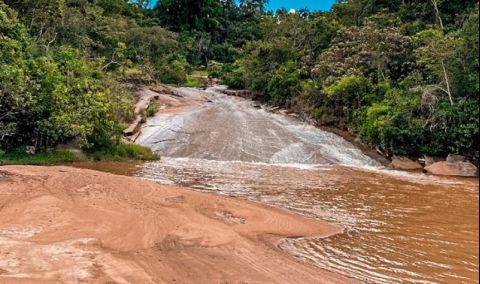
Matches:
[390,156,423,171]
[425,160,479,177]
[0,166,352,284]
[446,154,467,163]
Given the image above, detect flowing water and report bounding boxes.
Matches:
[135,87,479,283]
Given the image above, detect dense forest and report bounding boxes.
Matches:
[1,0,479,163]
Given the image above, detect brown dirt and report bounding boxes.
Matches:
[0,166,355,284]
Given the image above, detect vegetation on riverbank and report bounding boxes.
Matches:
[218,1,479,164]
[0,144,158,165]
[86,144,159,162]
[1,0,478,164]
[0,148,78,165]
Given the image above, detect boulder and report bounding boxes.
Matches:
[424,161,479,177]
[390,156,423,171]
[446,154,466,163]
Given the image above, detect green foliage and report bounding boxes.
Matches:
[226,0,479,162]
[308,75,376,129]
[0,148,78,165]
[206,61,223,79]
[1,0,479,163]
[315,23,414,85]
[357,88,427,156]
[155,56,188,84]
[0,143,160,165]
[87,143,159,161]
[144,101,158,117]
[184,76,203,88]
[1,2,133,150]
[267,62,301,106]
[221,61,246,89]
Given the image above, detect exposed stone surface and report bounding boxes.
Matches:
[390,156,423,171]
[425,161,479,177]
[446,154,467,163]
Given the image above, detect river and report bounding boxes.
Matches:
[133,86,479,283]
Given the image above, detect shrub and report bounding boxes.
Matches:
[144,101,158,117]
[87,143,159,161]
[221,61,246,89]
[0,148,78,165]
[267,61,302,107]
[155,57,188,85]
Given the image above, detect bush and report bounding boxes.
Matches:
[207,61,223,79]
[221,61,246,89]
[144,101,157,117]
[0,148,78,165]
[267,61,302,107]
[184,76,203,88]
[308,75,375,129]
[357,88,426,156]
[155,56,188,85]
[87,143,159,161]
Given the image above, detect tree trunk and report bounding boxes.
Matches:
[431,0,444,29]
[441,60,454,105]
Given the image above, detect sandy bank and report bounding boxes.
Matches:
[0,166,355,283]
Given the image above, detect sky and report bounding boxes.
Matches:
[148,1,336,12]
[266,0,335,12]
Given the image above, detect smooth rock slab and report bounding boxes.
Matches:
[425,161,479,177]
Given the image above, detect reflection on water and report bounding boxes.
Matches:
[140,158,479,284]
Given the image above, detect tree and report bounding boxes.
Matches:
[314,23,414,86]
[0,1,36,147]
[3,0,66,46]
[415,29,462,105]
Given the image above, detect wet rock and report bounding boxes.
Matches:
[390,156,423,171]
[424,161,479,177]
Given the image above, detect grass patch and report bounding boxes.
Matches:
[143,101,158,118]
[1,144,159,165]
[87,144,159,161]
[191,70,209,77]
[184,76,204,88]
[0,148,79,165]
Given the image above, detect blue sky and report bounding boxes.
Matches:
[148,1,336,12]
[267,0,335,12]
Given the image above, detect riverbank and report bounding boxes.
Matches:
[0,166,355,283]
[0,144,158,166]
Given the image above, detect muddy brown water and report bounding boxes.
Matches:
[70,160,143,176]
[78,86,480,283]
